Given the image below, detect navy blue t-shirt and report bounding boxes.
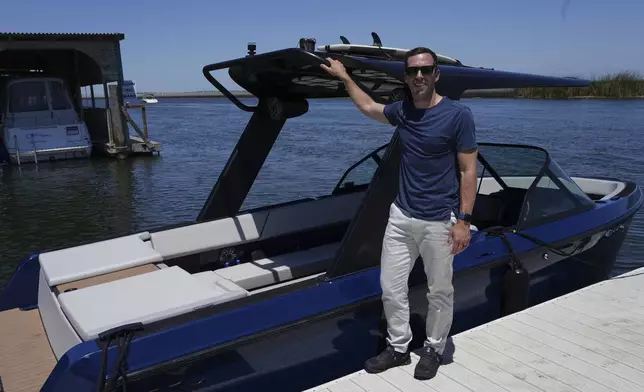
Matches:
[383,97,477,222]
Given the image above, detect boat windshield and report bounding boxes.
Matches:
[48,80,73,110]
[8,80,49,113]
[332,142,595,230]
[333,144,387,194]
[477,144,595,229]
[7,79,72,113]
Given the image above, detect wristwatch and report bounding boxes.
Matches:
[456,212,472,223]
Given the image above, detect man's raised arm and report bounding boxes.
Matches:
[320,58,390,125]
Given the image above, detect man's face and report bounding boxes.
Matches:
[404,53,439,100]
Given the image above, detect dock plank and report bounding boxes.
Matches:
[455,335,578,392]
[468,330,610,392]
[305,266,644,392]
[0,309,56,392]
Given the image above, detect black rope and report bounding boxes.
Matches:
[486,226,607,270]
[497,231,522,271]
[96,323,143,392]
[485,227,524,271]
[96,337,112,392]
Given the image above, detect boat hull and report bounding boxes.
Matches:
[119,214,635,392]
[8,145,92,164]
[3,122,93,165]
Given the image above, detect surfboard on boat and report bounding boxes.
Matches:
[316,43,463,66]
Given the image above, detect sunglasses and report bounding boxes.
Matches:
[405,65,436,76]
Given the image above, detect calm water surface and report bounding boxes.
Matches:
[1,98,643,289]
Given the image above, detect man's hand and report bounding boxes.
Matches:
[320,57,389,124]
[320,58,349,80]
[448,221,471,255]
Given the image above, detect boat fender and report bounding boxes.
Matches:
[501,263,530,316]
[497,232,531,316]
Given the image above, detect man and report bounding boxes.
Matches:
[320,47,478,380]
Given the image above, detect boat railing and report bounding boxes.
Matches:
[10,143,91,166]
[13,134,20,165]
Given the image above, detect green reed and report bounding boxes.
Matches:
[515,71,644,99]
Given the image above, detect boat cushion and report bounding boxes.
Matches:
[214,243,340,290]
[39,233,164,286]
[192,271,249,296]
[147,192,365,261]
[57,266,248,340]
[149,212,269,259]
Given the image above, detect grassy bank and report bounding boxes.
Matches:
[514,71,644,100]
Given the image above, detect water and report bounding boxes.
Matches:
[1,98,643,290]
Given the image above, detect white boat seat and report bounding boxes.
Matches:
[39,233,164,287]
[214,242,340,290]
[148,192,365,261]
[58,266,248,341]
[149,212,269,259]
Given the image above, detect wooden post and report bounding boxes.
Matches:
[90,85,95,108]
[73,49,84,122]
[104,82,114,146]
[108,85,126,148]
[114,41,129,146]
[141,105,149,140]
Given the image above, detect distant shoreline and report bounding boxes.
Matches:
[132,90,644,100]
[137,91,255,99]
[119,72,644,101]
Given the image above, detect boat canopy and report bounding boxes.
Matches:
[202,44,591,110]
[2,77,74,114]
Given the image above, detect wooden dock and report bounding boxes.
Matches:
[305,266,644,392]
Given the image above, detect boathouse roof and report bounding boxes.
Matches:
[0,32,126,85]
[0,32,124,41]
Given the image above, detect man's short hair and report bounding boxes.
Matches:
[404,47,438,68]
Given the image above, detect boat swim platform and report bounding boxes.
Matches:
[99,135,161,158]
[305,265,644,392]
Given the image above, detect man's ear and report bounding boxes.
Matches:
[434,67,440,83]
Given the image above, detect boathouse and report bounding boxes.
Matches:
[0,32,159,158]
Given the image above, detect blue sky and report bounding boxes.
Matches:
[3,0,643,92]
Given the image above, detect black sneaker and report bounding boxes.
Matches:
[414,346,442,380]
[364,345,411,374]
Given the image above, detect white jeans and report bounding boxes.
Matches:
[380,203,455,355]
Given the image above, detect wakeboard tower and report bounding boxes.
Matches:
[316,31,464,66]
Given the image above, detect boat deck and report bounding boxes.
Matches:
[305,265,644,392]
[0,308,56,392]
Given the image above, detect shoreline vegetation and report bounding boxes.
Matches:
[472,71,644,100]
[138,72,644,100]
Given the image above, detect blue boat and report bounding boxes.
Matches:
[0,36,642,392]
